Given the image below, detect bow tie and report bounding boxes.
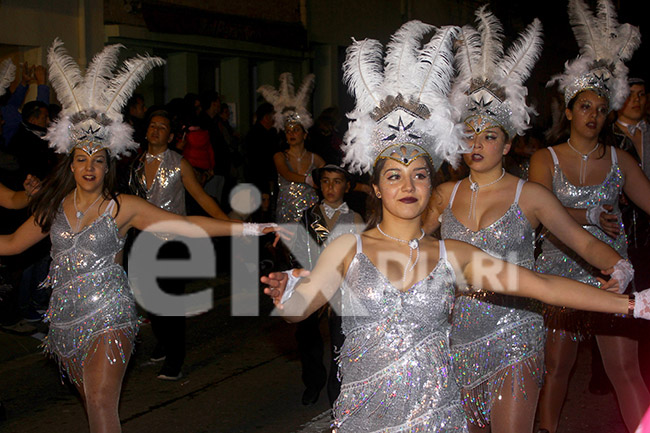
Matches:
[322,203,349,219]
[618,120,647,136]
[145,152,165,163]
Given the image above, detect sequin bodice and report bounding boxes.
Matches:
[131,149,186,215]
[537,146,627,286]
[439,179,544,425]
[49,205,126,283]
[276,153,319,223]
[43,201,138,385]
[333,236,467,432]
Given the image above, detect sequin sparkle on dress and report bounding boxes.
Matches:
[42,199,138,385]
[332,235,467,432]
[276,152,319,223]
[536,146,627,337]
[440,178,544,427]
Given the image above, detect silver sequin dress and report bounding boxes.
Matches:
[440,179,544,426]
[42,200,138,385]
[332,235,467,433]
[536,146,627,337]
[276,153,319,223]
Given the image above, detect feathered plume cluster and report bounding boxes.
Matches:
[258,72,315,131]
[0,58,16,97]
[550,0,641,110]
[342,21,465,174]
[450,6,543,138]
[46,38,165,158]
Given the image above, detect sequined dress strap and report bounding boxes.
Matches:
[448,180,462,208]
[548,146,560,165]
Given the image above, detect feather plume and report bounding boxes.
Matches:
[0,58,16,96]
[568,0,601,59]
[343,38,385,113]
[384,20,433,95]
[278,72,294,102]
[497,19,543,88]
[82,44,123,110]
[257,84,280,106]
[48,38,84,115]
[596,0,618,53]
[416,25,458,100]
[104,55,165,120]
[295,73,315,109]
[613,23,641,63]
[475,5,504,79]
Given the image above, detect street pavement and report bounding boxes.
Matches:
[0,278,633,433]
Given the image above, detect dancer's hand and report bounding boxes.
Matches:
[23,174,41,198]
[599,205,620,238]
[262,269,310,309]
[601,259,634,294]
[597,277,619,293]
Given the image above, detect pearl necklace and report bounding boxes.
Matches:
[467,168,506,221]
[73,189,103,230]
[376,224,426,288]
[567,138,600,185]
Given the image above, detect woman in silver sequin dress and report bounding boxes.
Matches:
[423,124,627,432]
[274,122,324,223]
[530,88,650,433]
[421,7,631,432]
[0,147,280,433]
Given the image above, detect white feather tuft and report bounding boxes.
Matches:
[48,38,84,115]
[384,20,433,96]
[82,44,123,111]
[0,58,16,97]
[343,38,385,114]
[475,5,504,79]
[568,0,601,59]
[104,55,165,120]
[417,26,458,102]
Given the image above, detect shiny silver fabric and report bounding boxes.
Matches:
[333,236,467,432]
[132,149,186,215]
[536,146,627,338]
[276,154,318,223]
[440,179,544,426]
[42,202,138,385]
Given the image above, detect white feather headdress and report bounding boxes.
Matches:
[450,6,543,138]
[0,59,16,97]
[550,0,641,110]
[45,38,165,158]
[258,72,315,131]
[342,22,465,174]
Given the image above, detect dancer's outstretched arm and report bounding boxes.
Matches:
[444,239,632,315]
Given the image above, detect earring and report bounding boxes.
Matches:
[376,192,381,198]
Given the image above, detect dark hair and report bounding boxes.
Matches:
[199,91,220,112]
[31,149,120,233]
[22,101,48,123]
[365,155,436,229]
[255,102,274,121]
[123,93,144,115]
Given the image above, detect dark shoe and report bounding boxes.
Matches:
[22,308,43,323]
[1,319,36,335]
[301,387,320,405]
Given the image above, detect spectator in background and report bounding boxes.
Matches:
[122,93,147,147]
[244,102,279,196]
[9,100,57,180]
[0,63,50,147]
[307,107,344,165]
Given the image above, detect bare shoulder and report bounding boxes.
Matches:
[530,147,553,166]
[613,145,638,167]
[432,180,458,209]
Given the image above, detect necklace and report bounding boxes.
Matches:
[289,148,307,163]
[376,224,426,288]
[73,189,103,229]
[467,168,506,221]
[567,138,600,185]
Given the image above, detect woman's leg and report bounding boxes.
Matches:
[80,333,132,433]
[536,331,579,433]
[490,364,542,433]
[597,333,650,432]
